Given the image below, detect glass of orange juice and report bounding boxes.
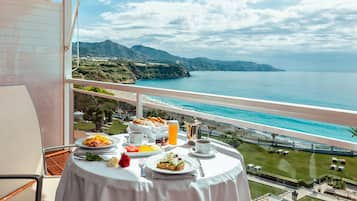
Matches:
[167,120,179,145]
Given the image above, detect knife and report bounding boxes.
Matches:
[196,158,205,177]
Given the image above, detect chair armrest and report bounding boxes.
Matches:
[0,174,43,201]
[43,144,76,153]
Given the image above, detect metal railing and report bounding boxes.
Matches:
[66,78,357,151]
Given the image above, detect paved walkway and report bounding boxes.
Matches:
[248,175,293,192]
[249,175,352,201]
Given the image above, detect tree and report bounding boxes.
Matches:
[271,133,278,146]
[350,127,357,138]
[74,87,118,132]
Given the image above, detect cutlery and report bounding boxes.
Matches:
[163,146,175,152]
[196,158,205,177]
[76,148,118,155]
[73,155,86,160]
[74,151,118,157]
[74,153,85,158]
[139,159,146,177]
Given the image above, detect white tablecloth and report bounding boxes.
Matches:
[55,136,251,201]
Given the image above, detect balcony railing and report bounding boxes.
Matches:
[66,78,357,151]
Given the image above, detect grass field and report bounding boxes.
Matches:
[249,181,286,199]
[237,142,357,182]
[298,196,324,201]
[107,120,128,135]
[74,120,127,135]
[73,121,95,131]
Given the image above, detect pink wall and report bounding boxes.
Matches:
[0,0,63,147]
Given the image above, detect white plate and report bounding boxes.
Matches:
[190,147,216,158]
[145,153,199,174]
[75,136,119,150]
[126,149,163,157]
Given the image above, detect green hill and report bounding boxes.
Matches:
[73,40,143,60]
[132,45,283,71]
[72,59,190,83]
[73,40,284,72]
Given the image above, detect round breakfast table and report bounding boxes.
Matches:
[55,135,251,201]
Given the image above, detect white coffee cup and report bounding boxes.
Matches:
[195,139,212,154]
[129,131,144,145]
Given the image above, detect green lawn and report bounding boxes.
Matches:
[107,120,128,135]
[237,143,357,182]
[249,181,286,199]
[74,121,95,131]
[298,196,324,201]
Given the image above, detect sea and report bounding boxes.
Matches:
[135,71,357,144]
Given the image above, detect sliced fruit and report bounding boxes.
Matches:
[125,145,139,152]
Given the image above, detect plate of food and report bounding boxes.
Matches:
[125,144,163,157]
[145,152,199,174]
[75,134,118,149]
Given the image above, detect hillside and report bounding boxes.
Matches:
[72,59,190,83]
[73,40,284,71]
[131,45,184,64]
[132,45,282,71]
[73,40,143,60]
[186,57,279,71]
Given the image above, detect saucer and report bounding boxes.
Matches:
[190,147,216,158]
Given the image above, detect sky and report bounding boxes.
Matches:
[75,0,357,72]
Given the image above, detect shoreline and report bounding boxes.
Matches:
[108,89,355,154]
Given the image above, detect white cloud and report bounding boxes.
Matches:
[98,0,111,5]
[79,0,357,59]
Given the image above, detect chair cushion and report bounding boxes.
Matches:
[0,86,43,175]
[42,177,60,201]
[0,180,35,201]
[0,177,60,201]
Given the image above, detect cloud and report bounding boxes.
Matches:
[98,0,111,5]
[79,0,357,59]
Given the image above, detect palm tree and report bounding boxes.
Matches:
[74,88,118,132]
[271,133,278,146]
[350,127,357,138]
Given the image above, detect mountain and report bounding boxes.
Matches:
[131,45,282,71]
[131,45,182,64]
[186,57,280,71]
[73,40,143,60]
[73,40,284,71]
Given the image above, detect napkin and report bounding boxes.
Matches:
[148,170,197,181]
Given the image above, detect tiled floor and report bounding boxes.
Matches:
[45,151,71,175]
[45,132,86,175]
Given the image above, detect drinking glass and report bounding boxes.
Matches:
[168,120,179,145]
[185,121,199,143]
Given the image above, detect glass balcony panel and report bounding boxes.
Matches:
[142,95,357,146]
[72,89,137,140]
[70,87,357,201]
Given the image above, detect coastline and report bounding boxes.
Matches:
[108,88,355,155]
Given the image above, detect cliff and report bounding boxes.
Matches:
[72,59,190,83]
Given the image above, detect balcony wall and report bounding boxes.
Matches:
[0,0,63,147]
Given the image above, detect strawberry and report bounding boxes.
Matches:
[119,153,130,168]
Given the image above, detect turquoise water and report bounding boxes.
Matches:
[135,71,357,143]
